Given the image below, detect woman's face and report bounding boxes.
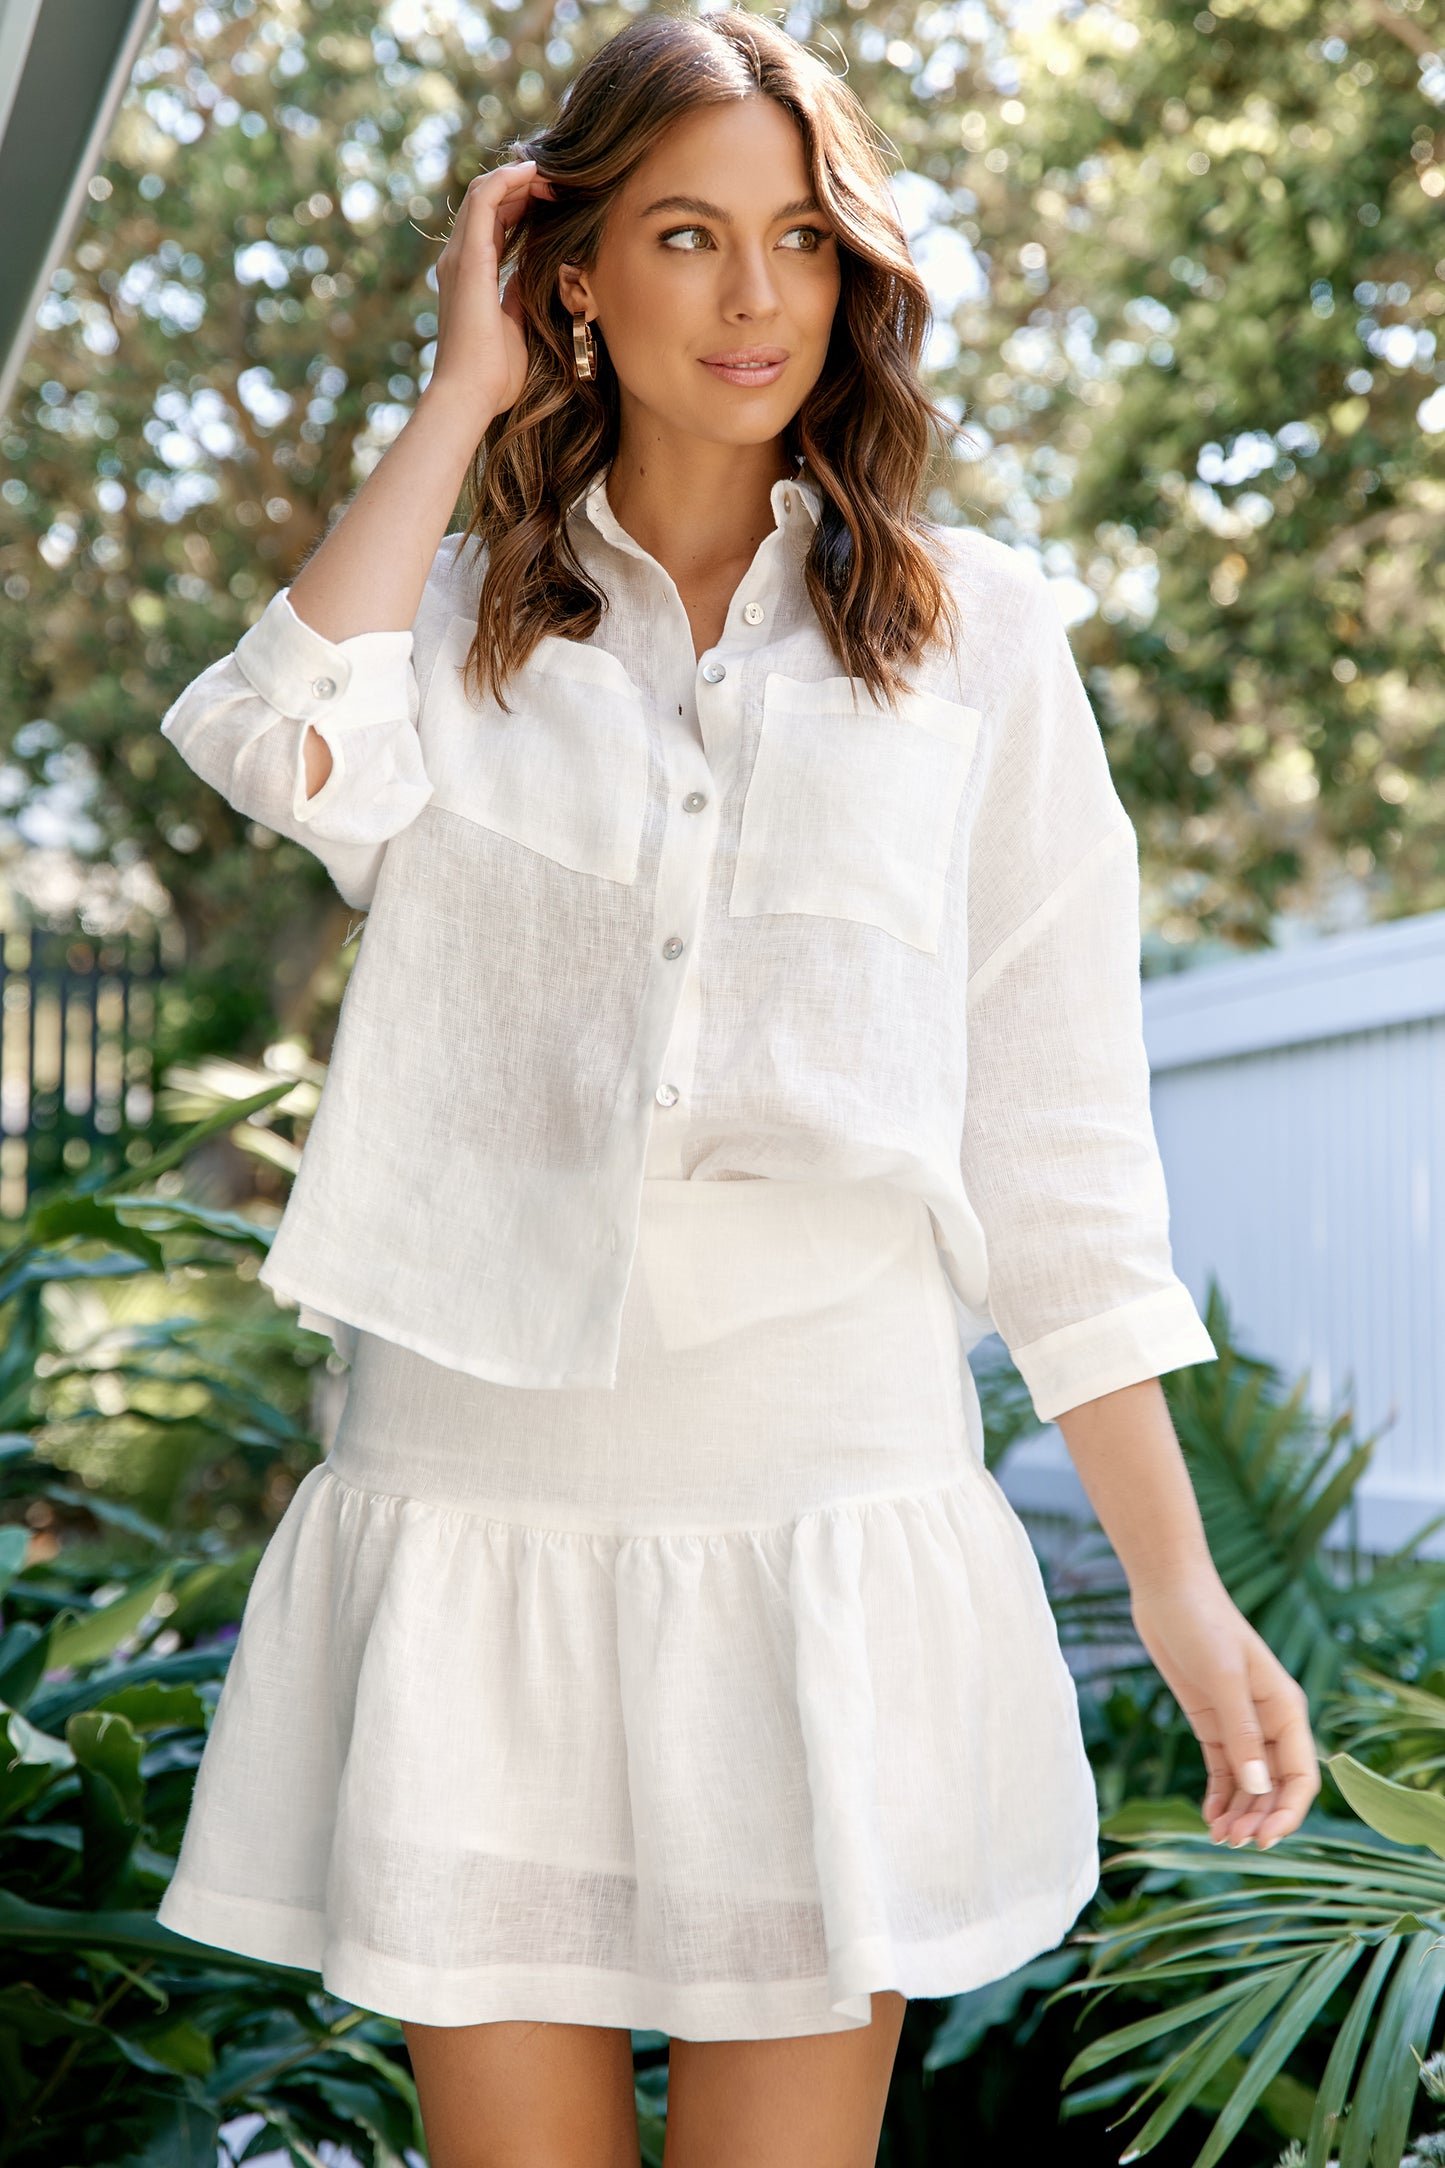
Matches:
[557,96,842,453]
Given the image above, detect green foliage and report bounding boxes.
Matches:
[9,0,1444,1076]
[0,1097,413,2163]
[1327,1664,1445,1790]
[1055,1790,1445,2168]
[942,0,1445,948]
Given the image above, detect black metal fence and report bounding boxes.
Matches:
[1,916,175,1217]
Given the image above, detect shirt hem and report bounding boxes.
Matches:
[258,1256,621,1391]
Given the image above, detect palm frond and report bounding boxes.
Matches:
[1053,1803,1445,2168]
[1326,1665,1445,1789]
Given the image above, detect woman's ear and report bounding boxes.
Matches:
[557,261,594,318]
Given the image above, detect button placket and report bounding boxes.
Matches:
[644,661,723,1165]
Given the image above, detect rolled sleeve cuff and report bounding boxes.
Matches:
[1010,1283,1217,1425]
[234,588,415,730]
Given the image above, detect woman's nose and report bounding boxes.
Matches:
[720,245,782,317]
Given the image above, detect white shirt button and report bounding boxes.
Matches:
[742,601,765,626]
[682,790,708,813]
[701,661,726,683]
[661,935,685,960]
[783,490,793,513]
[312,677,337,698]
[655,1081,679,1108]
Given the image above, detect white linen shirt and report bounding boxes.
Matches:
[157,465,1217,1421]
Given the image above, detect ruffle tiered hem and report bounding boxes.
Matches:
[158,1177,1101,2038]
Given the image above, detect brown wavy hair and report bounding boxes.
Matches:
[452,6,961,711]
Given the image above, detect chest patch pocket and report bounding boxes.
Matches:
[419,617,650,885]
[729,672,981,954]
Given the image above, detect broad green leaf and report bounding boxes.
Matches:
[70,1709,147,1901]
[26,1195,166,1272]
[70,1709,146,1819]
[0,1620,50,1713]
[1101,1795,1210,1839]
[29,1642,232,1730]
[1329,1752,1445,1861]
[47,1566,174,1670]
[0,1524,30,1597]
[114,2012,217,2079]
[86,1679,207,1731]
[0,1885,316,1981]
[0,1703,76,1821]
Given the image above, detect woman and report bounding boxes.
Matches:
[155,10,1320,2164]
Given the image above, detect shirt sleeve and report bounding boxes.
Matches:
[959,556,1217,1425]
[158,586,435,911]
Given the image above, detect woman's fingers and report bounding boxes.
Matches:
[1131,1583,1319,1852]
[1198,1737,1240,1833]
[1249,1681,1320,1849]
[443,159,540,258]
[427,159,552,425]
[1195,1663,1318,1849]
[1213,1660,1274,1802]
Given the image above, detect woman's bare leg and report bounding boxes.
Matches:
[661,1991,907,2168]
[401,2016,641,2168]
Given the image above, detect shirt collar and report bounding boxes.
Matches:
[568,461,822,560]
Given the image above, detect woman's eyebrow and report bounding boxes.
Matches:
[638,193,822,222]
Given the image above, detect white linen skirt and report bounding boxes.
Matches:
[157,1176,1101,2039]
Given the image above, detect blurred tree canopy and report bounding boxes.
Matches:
[1,0,1442,1080]
[945,0,1445,954]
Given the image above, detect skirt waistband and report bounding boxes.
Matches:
[326,1177,978,1534]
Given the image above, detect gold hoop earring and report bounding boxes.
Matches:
[572,312,598,381]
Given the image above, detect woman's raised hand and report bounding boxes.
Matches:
[427,159,557,433]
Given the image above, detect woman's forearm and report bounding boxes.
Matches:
[287,385,490,799]
[1054,1376,1218,1596]
[287,383,490,644]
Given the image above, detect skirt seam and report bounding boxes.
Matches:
[315,1455,980,1543]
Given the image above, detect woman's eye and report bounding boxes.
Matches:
[659,224,833,252]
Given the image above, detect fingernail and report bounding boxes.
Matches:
[1242,1759,1272,1794]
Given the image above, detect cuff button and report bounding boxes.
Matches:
[312,676,337,698]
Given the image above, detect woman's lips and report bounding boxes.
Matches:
[699,353,789,387]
